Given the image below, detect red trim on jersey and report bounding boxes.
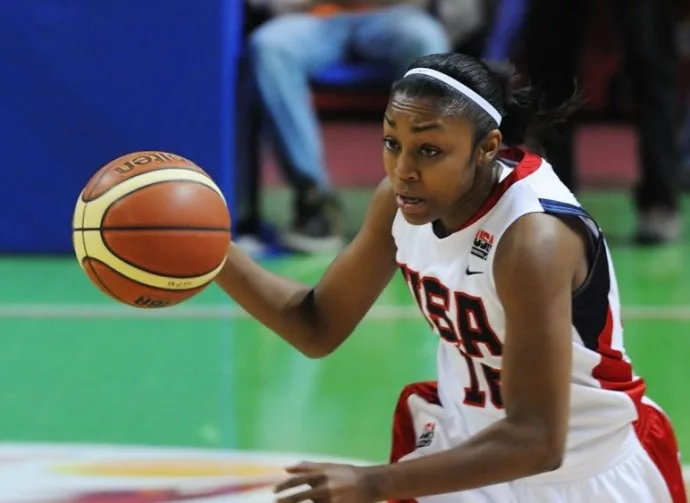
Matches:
[456,148,543,231]
[634,401,688,502]
[587,305,688,495]
[388,382,440,503]
[591,305,646,404]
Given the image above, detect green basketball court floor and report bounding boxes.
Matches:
[0,190,688,500]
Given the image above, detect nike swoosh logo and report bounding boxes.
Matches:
[465,267,483,276]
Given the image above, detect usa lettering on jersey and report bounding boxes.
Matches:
[399,264,504,409]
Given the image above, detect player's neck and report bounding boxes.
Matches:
[437,161,501,235]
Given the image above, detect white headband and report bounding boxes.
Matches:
[403,68,502,126]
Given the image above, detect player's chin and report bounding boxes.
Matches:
[399,203,436,226]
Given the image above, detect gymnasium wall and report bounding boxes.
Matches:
[1,2,687,254]
[0,0,242,254]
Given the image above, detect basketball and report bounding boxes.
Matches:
[72,151,231,308]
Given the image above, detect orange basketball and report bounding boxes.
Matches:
[72,151,231,308]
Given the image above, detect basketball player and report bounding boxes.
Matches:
[215,52,687,502]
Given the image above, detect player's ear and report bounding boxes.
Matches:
[477,130,502,166]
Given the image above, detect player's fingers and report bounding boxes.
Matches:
[273,474,317,494]
[275,484,329,503]
[285,461,320,473]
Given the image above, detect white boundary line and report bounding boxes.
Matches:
[0,304,690,320]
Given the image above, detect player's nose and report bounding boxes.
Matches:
[394,155,419,182]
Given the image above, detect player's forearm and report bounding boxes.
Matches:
[363,418,564,501]
[215,245,325,357]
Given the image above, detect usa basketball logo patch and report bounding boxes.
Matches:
[471,229,494,260]
[416,422,436,448]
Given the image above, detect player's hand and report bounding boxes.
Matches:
[273,462,376,503]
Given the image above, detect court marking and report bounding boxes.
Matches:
[1,298,688,492]
[1,303,690,320]
[0,443,374,502]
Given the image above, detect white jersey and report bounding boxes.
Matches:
[392,149,646,480]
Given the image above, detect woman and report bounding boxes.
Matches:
[215,52,686,502]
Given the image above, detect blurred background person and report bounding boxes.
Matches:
[238,0,450,254]
[522,0,683,245]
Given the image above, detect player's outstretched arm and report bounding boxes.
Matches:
[215,179,399,358]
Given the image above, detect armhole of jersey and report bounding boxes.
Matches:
[537,198,604,299]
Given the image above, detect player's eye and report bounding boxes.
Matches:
[383,137,400,151]
[420,145,441,157]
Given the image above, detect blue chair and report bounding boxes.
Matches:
[311,62,393,87]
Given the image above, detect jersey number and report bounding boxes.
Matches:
[401,265,504,409]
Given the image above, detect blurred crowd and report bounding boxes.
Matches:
[234,0,690,254]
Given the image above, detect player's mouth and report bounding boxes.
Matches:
[396,194,427,213]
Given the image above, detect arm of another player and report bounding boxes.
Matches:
[215,179,399,358]
[274,212,588,502]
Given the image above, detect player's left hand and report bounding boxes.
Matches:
[273,461,376,503]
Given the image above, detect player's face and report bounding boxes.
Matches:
[383,95,480,226]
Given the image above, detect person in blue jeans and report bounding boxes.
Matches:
[247,1,450,254]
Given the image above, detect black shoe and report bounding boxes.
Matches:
[281,188,345,254]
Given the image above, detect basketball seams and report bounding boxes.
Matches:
[74,152,229,307]
[99,179,229,230]
[84,257,211,308]
[91,256,214,293]
[77,168,228,290]
[81,224,226,290]
[75,193,89,272]
[80,169,226,230]
[74,226,231,232]
[82,149,206,201]
[82,167,219,203]
[83,257,126,303]
[80,211,88,272]
[82,163,119,201]
[98,229,229,279]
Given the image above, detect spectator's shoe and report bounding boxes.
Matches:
[282,188,345,254]
[634,208,681,245]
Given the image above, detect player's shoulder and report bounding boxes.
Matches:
[487,154,583,232]
[373,177,395,199]
[364,178,399,234]
[499,212,583,256]
[370,177,397,215]
[493,211,590,304]
[496,152,596,245]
